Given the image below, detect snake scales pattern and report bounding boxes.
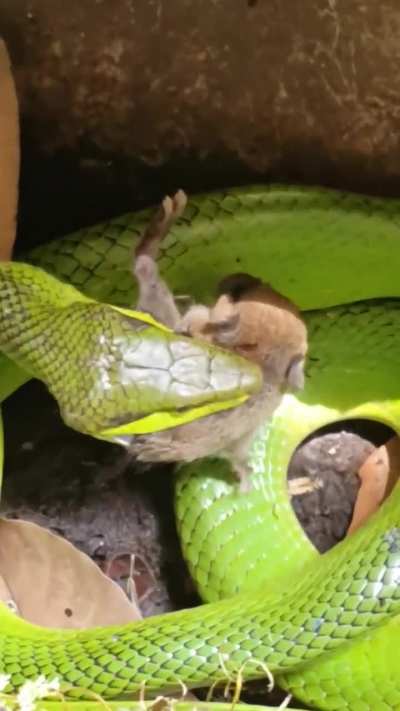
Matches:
[0,185,399,710]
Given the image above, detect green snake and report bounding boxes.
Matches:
[1,184,400,711]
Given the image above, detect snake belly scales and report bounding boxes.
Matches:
[1,185,400,711]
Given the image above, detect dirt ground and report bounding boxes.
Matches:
[1,380,198,618]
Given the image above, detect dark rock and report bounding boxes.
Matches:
[289,431,373,552]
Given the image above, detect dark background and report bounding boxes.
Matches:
[2,0,400,251]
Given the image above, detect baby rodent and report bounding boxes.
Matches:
[130,191,307,491]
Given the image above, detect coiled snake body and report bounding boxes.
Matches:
[1,185,400,710]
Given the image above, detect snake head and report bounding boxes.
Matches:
[54,303,263,443]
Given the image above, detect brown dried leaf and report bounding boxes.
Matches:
[0,518,142,627]
[0,39,19,261]
[347,436,400,536]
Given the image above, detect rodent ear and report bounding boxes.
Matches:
[285,355,305,390]
[217,273,262,301]
[205,311,241,346]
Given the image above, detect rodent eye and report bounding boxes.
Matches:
[239,343,257,352]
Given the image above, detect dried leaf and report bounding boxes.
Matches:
[0,518,142,627]
[347,436,400,536]
[0,39,19,261]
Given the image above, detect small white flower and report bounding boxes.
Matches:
[17,676,60,711]
[0,675,10,692]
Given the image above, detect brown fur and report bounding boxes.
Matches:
[130,192,308,491]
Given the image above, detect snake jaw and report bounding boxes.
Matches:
[97,393,250,441]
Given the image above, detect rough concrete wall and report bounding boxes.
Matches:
[2,0,400,247]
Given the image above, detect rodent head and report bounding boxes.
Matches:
[184,273,308,392]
